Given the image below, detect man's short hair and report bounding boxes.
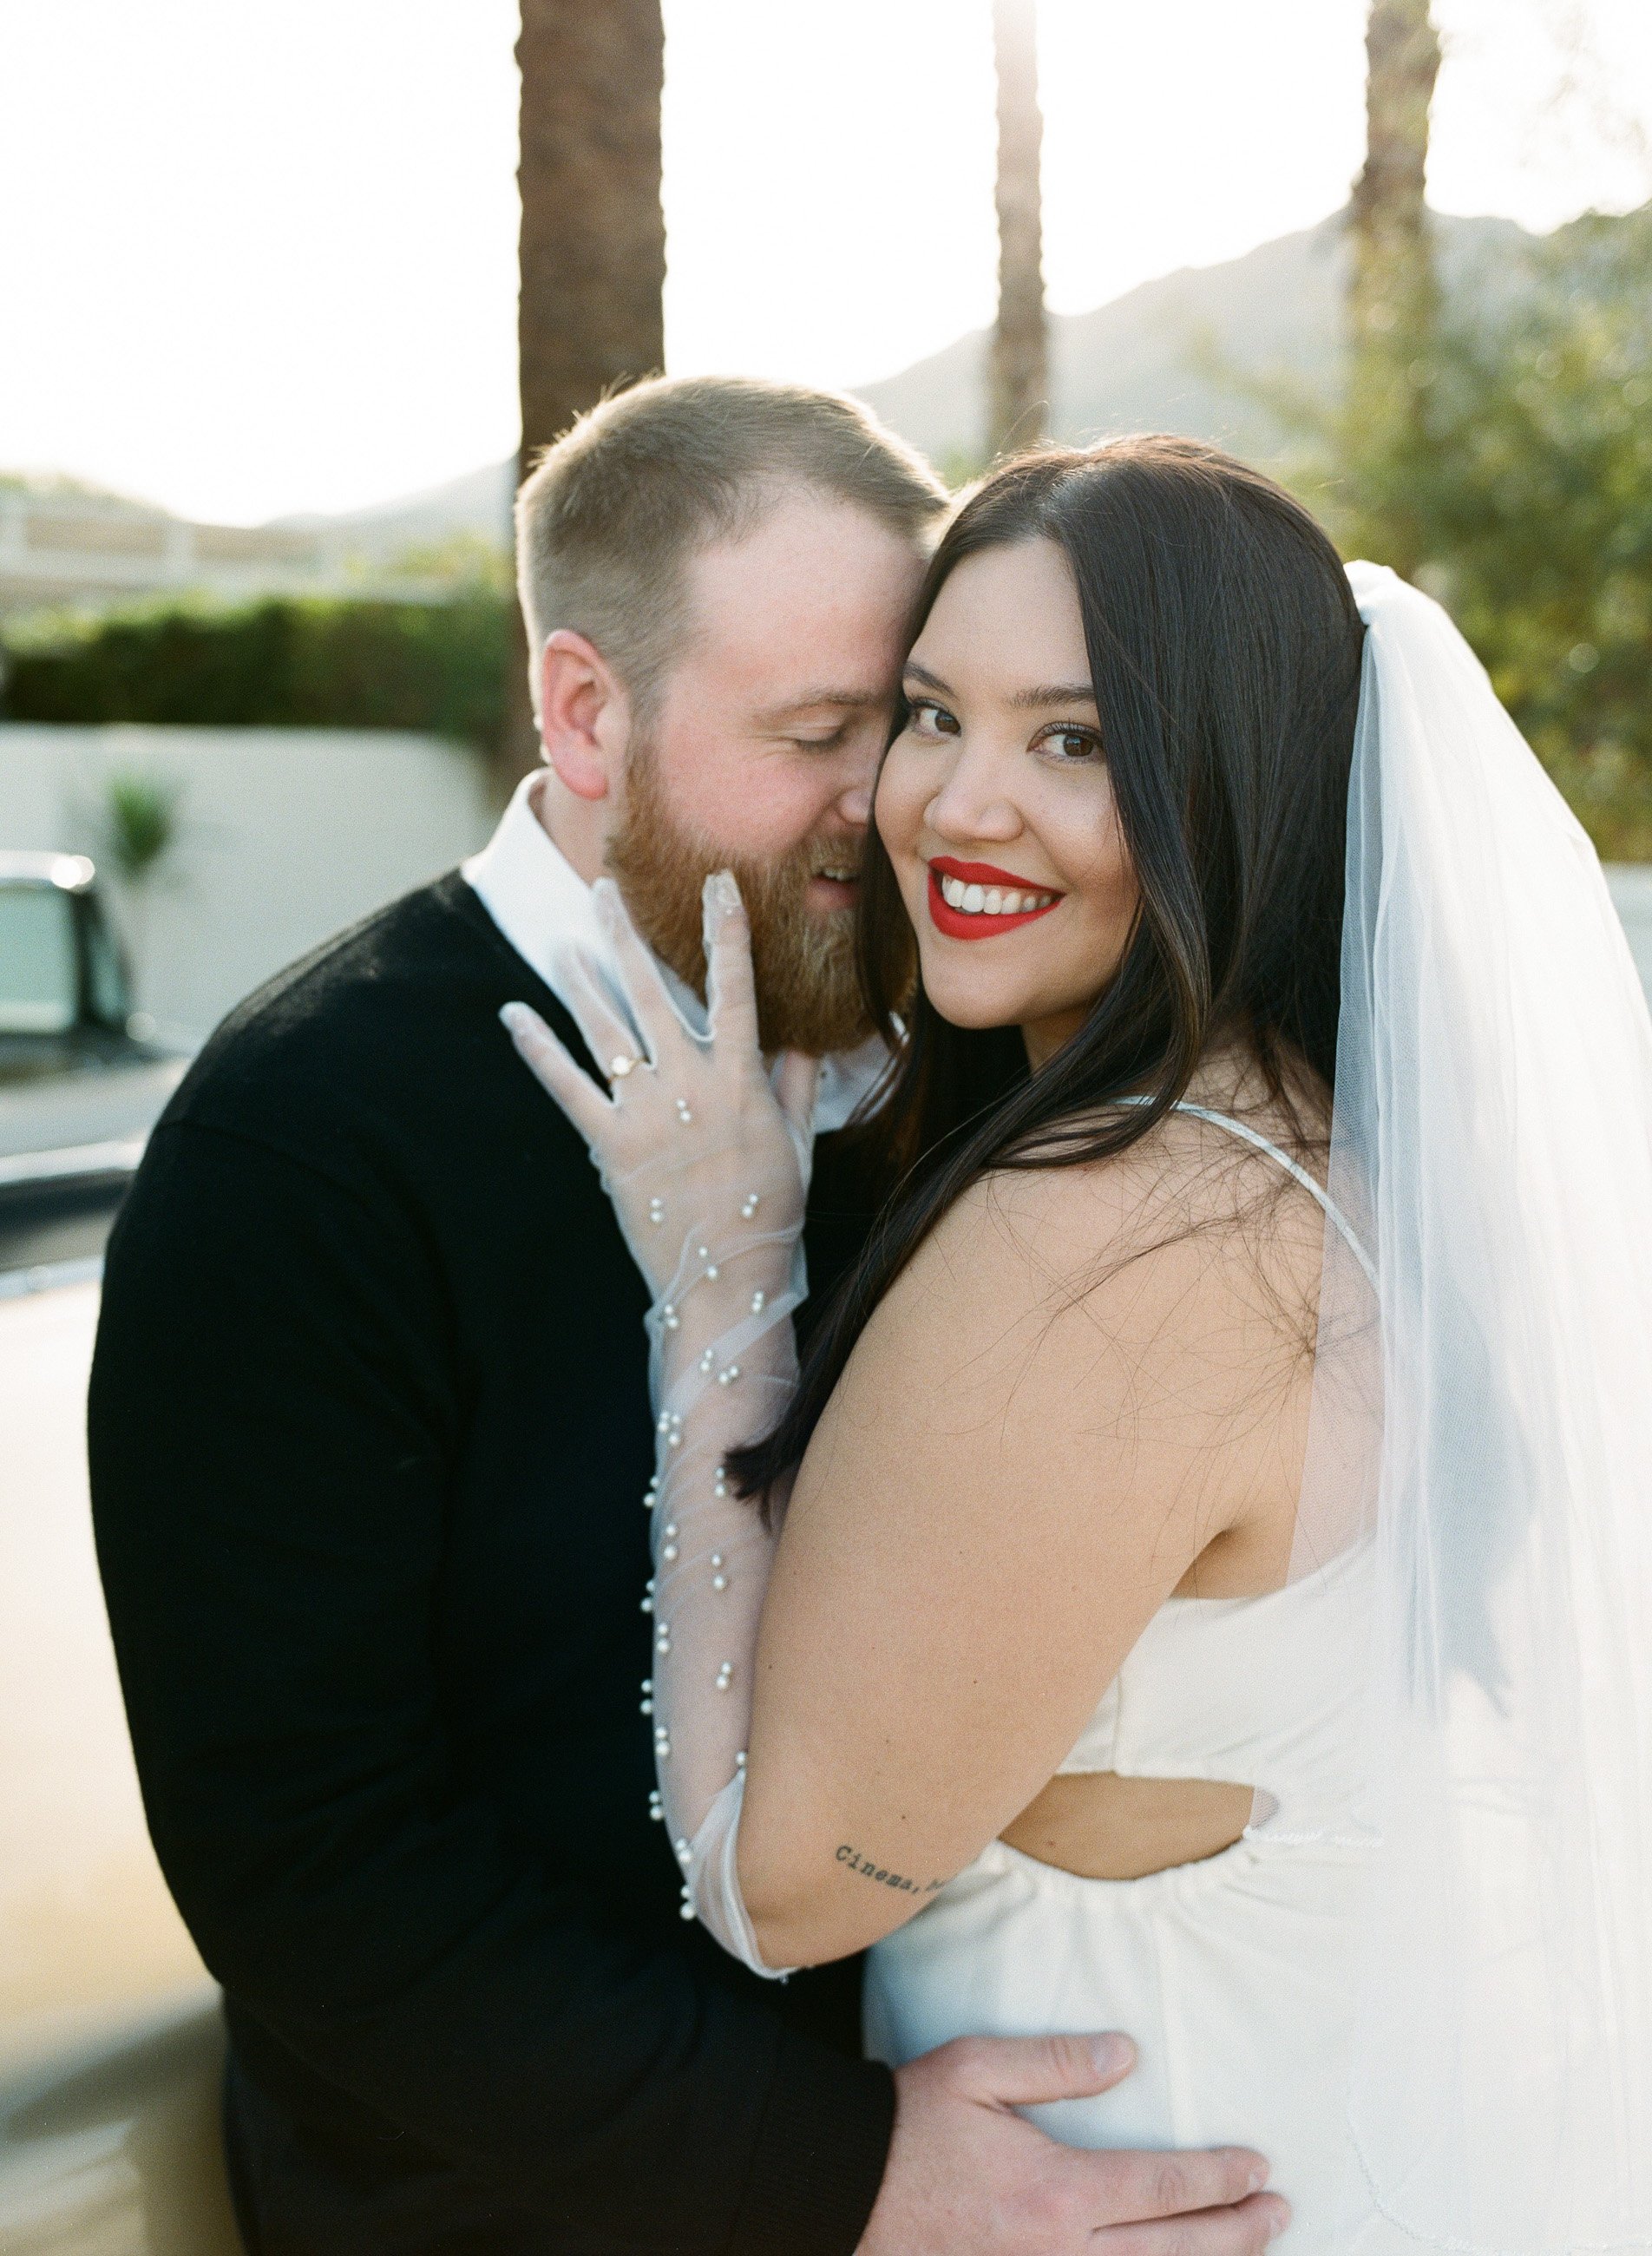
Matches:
[515,374,947,718]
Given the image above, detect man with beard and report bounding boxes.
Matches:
[88,377,1282,2256]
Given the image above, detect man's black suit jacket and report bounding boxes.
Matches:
[88,873,895,2255]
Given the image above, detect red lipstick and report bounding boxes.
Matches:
[926,856,1064,942]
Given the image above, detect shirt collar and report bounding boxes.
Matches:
[462,771,888,1134]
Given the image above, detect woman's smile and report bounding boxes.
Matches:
[926,856,1064,939]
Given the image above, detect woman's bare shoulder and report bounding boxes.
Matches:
[888,1098,1330,1380]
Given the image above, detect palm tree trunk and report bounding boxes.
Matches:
[496,0,666,797]
[987,0,1049,461]
[1350,0,1440,337]
[1348,0,1441,445]
[1345,0,1441,577]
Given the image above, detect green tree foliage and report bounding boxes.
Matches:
[1301,204,1652,857]
[3,591,509,750]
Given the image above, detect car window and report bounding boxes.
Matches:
[0,886,79,1033]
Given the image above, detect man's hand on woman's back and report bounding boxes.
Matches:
[859,2033,1289,2255]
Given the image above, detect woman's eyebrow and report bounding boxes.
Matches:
[902,660,1098,710]
[1006,681,1099,710]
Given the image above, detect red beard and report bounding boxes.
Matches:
[604,744,873,1058]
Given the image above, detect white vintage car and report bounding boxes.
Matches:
[0,854,232,2253]
[3,860,1649,2256]
[0,1251,241,2254]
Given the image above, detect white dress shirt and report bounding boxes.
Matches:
[462,772,888,1134]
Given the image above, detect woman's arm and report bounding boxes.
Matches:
[504,879,1308,1978]
[736,1158,1296,1969]
[504,872,822,1965]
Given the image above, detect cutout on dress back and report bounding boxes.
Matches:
[1000,1772,1256,1881]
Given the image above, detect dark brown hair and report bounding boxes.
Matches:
[734,434,1366,1507]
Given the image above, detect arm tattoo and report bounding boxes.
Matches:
[836,1844,946,1896]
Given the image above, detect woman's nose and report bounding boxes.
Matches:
[926,743,1022,845]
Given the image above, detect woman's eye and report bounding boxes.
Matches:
[905,697,960,740]
[1037,724,1103,763]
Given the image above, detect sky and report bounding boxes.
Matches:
[2,0,1648,527]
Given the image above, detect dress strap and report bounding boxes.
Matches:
[1113,1098,1379,1289]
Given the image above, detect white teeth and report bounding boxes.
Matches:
[935,870,1059,917]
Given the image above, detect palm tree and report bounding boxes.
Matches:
[1348,0,1441,388]
[987,0,1049,461]
[1346,0,1442,577]
[499,0,667,794]
[98,771,182,1011]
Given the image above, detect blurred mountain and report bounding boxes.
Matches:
[272,459,516,564]
[857,207,1535,471]
[234,203,1630,557]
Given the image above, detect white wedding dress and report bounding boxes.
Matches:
[862,1113,1377,2250]
[518,562,1652,2255]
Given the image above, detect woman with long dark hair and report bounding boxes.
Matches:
[508,436,1652,2249]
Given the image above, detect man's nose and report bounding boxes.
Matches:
[836,780,873,830]
[831,730,885,831]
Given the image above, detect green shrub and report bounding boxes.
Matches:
[2,591,510,750]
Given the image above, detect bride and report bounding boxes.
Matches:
[505,436,1652,2251]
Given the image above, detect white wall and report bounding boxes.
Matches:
[0,723,496,1042]
[1606,866,1652,1000]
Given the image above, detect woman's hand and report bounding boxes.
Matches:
[502,871,820,1305]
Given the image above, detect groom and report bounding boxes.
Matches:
[89,376,1285,2255]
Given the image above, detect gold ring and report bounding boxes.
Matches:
[610,1053,639,1079]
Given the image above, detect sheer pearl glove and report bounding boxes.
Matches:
[503,872,815,1970]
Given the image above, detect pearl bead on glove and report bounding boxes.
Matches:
[502,869,817,1971]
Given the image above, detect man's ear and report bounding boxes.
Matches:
[538,630,630,803]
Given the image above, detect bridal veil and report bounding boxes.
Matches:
[1303,563,1652,2249]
